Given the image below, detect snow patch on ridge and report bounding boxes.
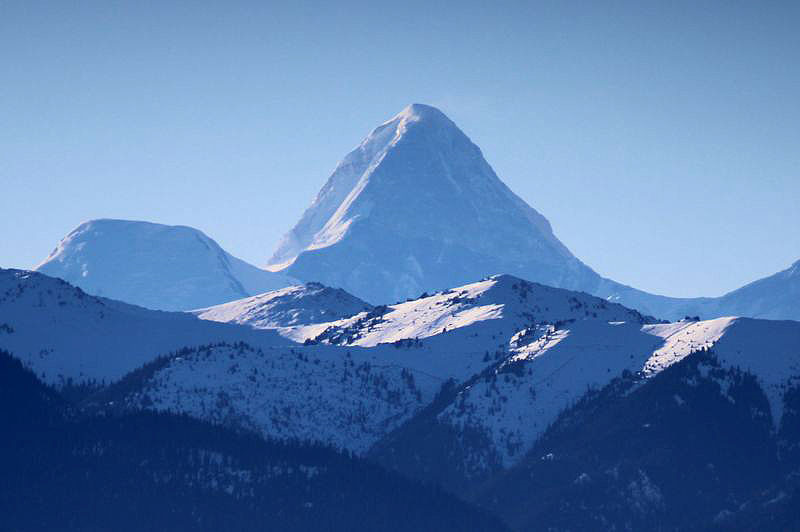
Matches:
[439,315,800,468]
[287,275,648,348]
[642,317,736,374]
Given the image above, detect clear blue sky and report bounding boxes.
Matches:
[2,1,799,297]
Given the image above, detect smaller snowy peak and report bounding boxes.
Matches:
[294,274,653,348]
[193,282,373,329]
[474,274,653,322]
[37,219,294,311]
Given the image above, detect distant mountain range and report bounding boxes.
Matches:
[32,105,798,322]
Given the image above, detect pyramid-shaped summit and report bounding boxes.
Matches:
[268,104,800,320]
[267,103,604,304]
[272,104,800,320]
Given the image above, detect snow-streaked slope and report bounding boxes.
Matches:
[287,274,653,346]
[95,275,652,453]
[688,317,800,423]
[643,316,800,424]
[641,317,736,374]
[37,265,795,463]
[0,269,289,385]
[193,282,372,328]
[36,219,294,311]
[438,316,800,468]
[101,342,441,453]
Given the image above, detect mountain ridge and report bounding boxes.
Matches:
[0,267,290,386]
[4,267,799,529]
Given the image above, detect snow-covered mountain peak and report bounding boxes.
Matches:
[37,219,294,311]
[193,282,373,329]
[394,102,448,120]
[362,103,456,151]
[442,274,650,324]
[267,105,589,303]
[39,219,191,265]
[384,103,455,134]
[263,106,800,320]
[266,103,471,273]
